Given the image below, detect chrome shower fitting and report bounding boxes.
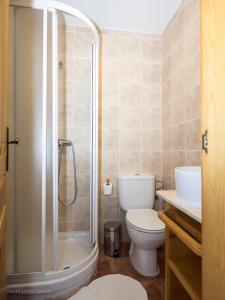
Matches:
[58,138,78,206]
[58,138,72,147]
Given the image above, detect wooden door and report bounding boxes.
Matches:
[0,0,9,299]
[201,0,225,299]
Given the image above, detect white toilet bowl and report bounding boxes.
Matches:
[126,209,165,277]
[118,175,165,277]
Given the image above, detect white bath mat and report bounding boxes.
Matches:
[69,274,148,300]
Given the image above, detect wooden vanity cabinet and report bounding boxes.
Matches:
[159,204,202,300]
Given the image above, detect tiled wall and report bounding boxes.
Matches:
[57,27,163,238]
[101,30,162,240]
[58,25,93,232]
[162,0,201,189]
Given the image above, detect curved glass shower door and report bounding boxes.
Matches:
[8,1,99,278]
[56,10,95,270]
[8,6,46,273]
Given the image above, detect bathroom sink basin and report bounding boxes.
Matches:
[175,166,201,208]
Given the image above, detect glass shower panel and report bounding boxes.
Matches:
[10,7,44,273]
[57,11,94,270]
[45,11,55,271]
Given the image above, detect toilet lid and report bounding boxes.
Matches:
[126,209,165,232]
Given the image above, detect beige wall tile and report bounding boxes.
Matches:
[162,102,172,128]
[142,85,162,108]
[142,63,162,86]
[162,151,173,175]
[171,68,186,99]
[173,44,185,75]
[163,54,172,82]
[102,151,119,173]
[74,105,90,127]
[76,151,90,173]
[162,79,172,105]
[119,105,141,128]
[119,61,142,85]
[102,59,120,83]
[73,82,91,105]
[186,118,201,150]
[58,31,66,55]
[172,124,185,150]
[75,128,91,151]
[119,129,141,151]
[186,85,200,120]
[119,36,142,59]
[77,174,90,197]
[142,38,162,62]
[120,85,141,106]
[102,83,120,106]
[142,129,162,151]
[172,151,185,170]
[74,197,90,222]
[185,150,201,166]
[119,152,141,173]
[162,128,172,151]
[171,95,186,125]
[142,152,162,174]
[162,173,173,190]
[59,103,74,123]
[162,1,200,190]
[59,205,75,222]
[103,197,119,219]
[74,32,93,58]
[102,106,119,129]
[142,106,161,129]
[102,129,119,151]
[185,17,200,59]
[102,30,120,58]
[185,53,200,90]
[65,30,75,56]
[73,59,91,83]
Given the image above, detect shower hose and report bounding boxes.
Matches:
[58,139,78,206]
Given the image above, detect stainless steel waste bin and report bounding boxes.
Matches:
[104,221,121,257]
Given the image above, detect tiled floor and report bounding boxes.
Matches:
[95,243,165,300]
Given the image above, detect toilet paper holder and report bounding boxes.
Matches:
[102,179,113,196]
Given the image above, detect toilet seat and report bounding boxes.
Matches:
[126,209,165,234]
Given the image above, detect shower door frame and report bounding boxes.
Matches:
[9,0,100,273]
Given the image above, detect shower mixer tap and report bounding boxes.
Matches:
[58,138,72,147]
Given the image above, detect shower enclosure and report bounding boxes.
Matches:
[7,0,99,299]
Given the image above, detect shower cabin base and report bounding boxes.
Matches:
[58,232,93,270]
[7,236,98,300]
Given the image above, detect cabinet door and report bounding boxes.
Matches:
[0,0,9,299]
[201,0,225,299]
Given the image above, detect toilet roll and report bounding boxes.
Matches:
[103,180,113,196]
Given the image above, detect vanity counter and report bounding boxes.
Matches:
[157,190,202,223]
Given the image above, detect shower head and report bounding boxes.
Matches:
[58,138,73,147]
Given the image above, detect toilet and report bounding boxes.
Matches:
[118,175,165,277]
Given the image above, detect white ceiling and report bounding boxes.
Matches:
[60,0,183,33]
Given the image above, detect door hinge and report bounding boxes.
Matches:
[202,130,208,153]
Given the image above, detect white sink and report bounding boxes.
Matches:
[175,166,201,208]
